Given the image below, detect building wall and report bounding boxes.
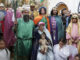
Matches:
[48,0,80,14]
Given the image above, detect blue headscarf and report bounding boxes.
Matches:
[39,7,46,14]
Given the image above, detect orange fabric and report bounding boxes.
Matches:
[34,15,50,32]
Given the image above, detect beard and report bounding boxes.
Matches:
[23,15,29,22]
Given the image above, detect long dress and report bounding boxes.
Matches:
[55,16,64,41]
[14,18,34,60]
[4,9,16,47]
[49,16,58,45]
[31,27,54,60]
[0,48,10,60]
[66,23,80,54]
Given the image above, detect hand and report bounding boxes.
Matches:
[75,39,79,43]
[40,49,45,54]
[14,20,17,24]
[71,38,74,42]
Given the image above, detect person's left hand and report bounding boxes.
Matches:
[75,39,79,43]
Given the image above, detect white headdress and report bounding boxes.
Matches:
[0,3,4,7]
[22,4,30,11]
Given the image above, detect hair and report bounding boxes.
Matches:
[59,33,67,44]
[75,54,80,59]
[50,9,58,16]
[61,8,67,16]
[39,7,46,15]
[59,31,66,43]
[59,38,66,44]
[0,33,3,41]
[40,32,46,38]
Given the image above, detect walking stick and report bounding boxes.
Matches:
[13,0,18,60]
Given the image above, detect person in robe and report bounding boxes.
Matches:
[0,33,10,60]
[61,8,67,26]
[74,54,80,60]
[54,37,78,60]
[29,3,39,20]
[14,5,34,60]
[66,14,80,54]
[66,11,72,28]
[0,3,6,33]
[34,7,50,32]
[31,22,54,60]
[49,7,64,44]
[3,4,16,48]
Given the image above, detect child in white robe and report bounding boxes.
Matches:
[0,34,10,60]
[54,38,78,60]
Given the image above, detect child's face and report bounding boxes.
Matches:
[72,18,77,23]
[41,34,45,39]
[59,41,64,48]
[75,57,80,60]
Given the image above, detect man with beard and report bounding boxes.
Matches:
[14,5,34,60]
[49,7,64,45]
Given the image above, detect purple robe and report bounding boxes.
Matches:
[4,9,16,47]
[49,16,58,45]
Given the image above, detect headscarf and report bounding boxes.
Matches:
[0,3,4,7]
[22,4,30,12]
[66,14,80,35]
[38,22,52,42]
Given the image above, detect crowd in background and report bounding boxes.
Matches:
[0,2,80,60]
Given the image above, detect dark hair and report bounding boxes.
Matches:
[50,9,58,16]
[59,32,66,44]
[75,54,80,59]
[59,34,67,44]
[41,32,46,37]
[0,33,3,41]
[39,7,46,15]
[61,8,67,16]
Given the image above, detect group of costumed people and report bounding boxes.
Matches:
[0,2,80,60]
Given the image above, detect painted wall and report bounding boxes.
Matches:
[48,0,80,14]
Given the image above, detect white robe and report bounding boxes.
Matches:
[54,44,78,60]
[0,49,10,60]
[54,44,71,60]
[37,45,54,60]
[37,27,54,60]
